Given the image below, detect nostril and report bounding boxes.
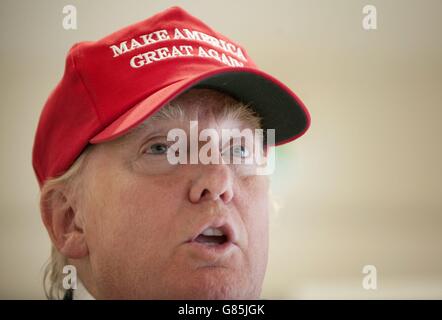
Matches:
[200,188,232,203]
[219,189,233,203]
[201,189,210,199]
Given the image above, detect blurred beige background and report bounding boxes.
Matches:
[1,0,441,299]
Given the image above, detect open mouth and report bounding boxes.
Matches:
[194,228,228,246]
[185,223,237,259]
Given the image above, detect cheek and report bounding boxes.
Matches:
[237,176,270,257]
[83,172,186,263]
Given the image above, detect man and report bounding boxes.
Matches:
[32,6,310,299]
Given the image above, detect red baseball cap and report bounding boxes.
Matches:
[32,6,311,188]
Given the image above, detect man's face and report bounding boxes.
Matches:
[75,89,270,299]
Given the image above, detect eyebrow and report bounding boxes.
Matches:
[125,119,179,143]
[122,100,262,143]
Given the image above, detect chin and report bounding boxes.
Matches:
[158,272,262,300]
[166,287,260,300]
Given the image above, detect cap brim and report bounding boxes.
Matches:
[90,67,310,146]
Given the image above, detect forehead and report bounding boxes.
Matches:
[120,88,261,141]
[158,88,241,119]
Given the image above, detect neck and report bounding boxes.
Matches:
[73,278,95,300]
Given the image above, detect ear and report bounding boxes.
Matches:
[40,185,88,259]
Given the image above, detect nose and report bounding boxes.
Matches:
[188,164,234,204]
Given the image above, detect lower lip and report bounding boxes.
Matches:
[184,240,237,260]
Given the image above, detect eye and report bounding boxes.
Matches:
[147,143,169,155]
[231,145,250,158]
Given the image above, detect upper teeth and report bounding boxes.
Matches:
[201,227,224,236]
